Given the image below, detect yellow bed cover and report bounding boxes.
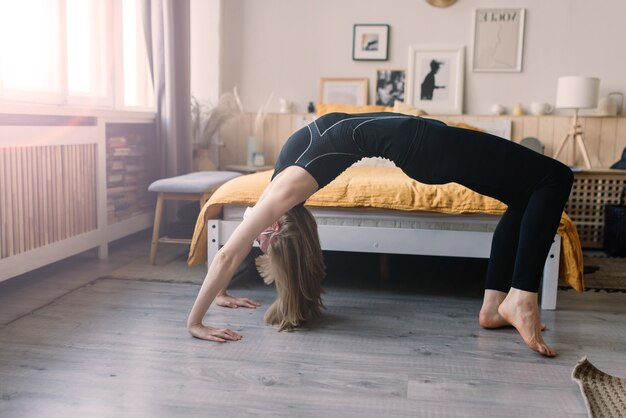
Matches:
[188,166,584,291]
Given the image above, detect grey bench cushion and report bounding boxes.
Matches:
[148,171,242,194]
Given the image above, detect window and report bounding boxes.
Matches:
[120,0,154,109]
[0,0,63,103]
[0,0,154,110]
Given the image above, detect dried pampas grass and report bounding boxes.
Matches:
[191,87,244,149]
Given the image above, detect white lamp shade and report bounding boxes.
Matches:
[556,76,600,109]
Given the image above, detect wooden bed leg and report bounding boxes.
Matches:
[379,254,390,281]
[541,235,561,310]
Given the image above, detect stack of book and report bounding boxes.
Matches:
[106,134,155,224]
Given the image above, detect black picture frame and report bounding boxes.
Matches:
[352,24,390,61]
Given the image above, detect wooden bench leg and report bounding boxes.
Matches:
[150,193,164,265]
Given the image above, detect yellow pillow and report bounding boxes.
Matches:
[392,100,428,116]
[316,103,391,116]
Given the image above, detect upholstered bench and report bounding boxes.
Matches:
[148,171,241,264]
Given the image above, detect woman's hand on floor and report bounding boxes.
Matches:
[187,323,242,342]
[216,293,261,309]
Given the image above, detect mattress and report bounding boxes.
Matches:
[223,204,501,233]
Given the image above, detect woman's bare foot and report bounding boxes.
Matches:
[479,289,509,328]
[497,288,556,357]
[479,289,547,331]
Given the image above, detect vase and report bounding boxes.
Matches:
[193,148,217,171]
[247,136,260,166]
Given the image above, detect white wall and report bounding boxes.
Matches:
[190,0,221,105]
[202,0,626,115]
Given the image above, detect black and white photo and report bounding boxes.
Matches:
[375,69,405,106]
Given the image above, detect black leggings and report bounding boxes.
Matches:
[403,121,574,293]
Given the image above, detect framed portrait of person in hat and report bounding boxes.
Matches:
[406,45,464,115]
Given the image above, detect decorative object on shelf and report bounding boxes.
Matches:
[530,102,553,115]
[512,103,525,116]
[406,45,464,115]
[472,8,525,72]
[375,69,405,106]
[596,92,623,116]
[307,102,316,113]
[191,88,243,169]
[490,104,505,115]
[425,0,457,7]
[520,137,545,155]
[319,77,368,106]
[248,92,274,166]
[278,98,293,113]
[106,126,158,225]
[252,152,266,167]
[553,76,600,169]
[352,24,390,61]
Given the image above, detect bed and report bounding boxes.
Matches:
[188,165,584,310]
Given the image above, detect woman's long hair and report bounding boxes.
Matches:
[255,205,325,331]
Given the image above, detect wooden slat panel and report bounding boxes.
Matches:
[43,146,52,246]
[14,148,24,254]
[584,118,602,167]
[615,118,626,164]
[0,149,8,257]
[220,114,626,170]
[521,116,539,139]
[537,117,555,155]
[0,144,98,259]
[599,118,618,169]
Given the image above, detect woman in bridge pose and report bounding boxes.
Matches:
[186,112,573,357]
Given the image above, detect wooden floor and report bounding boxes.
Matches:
[1,234,625,417]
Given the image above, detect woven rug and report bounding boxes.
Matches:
[572,357,626,417]
[559,254,626,292]
[582,255,626,291]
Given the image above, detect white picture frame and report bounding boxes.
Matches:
[472,8,526,72]
[406,45,464,115]
[319,77,369,106]
[464,120,512,140]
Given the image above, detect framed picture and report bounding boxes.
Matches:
[464,120,512,140]
[472,8,526,72]
[375,69,405,106]
[319,77,368,106]
[352,24,390,61]
[405,45,464,115]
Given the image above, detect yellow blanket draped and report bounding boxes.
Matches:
[188,166,584,291]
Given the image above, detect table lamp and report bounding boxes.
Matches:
[553,76,600,168]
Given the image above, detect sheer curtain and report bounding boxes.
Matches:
[142,0,192,178]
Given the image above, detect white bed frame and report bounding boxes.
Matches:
[206,208,560,310]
